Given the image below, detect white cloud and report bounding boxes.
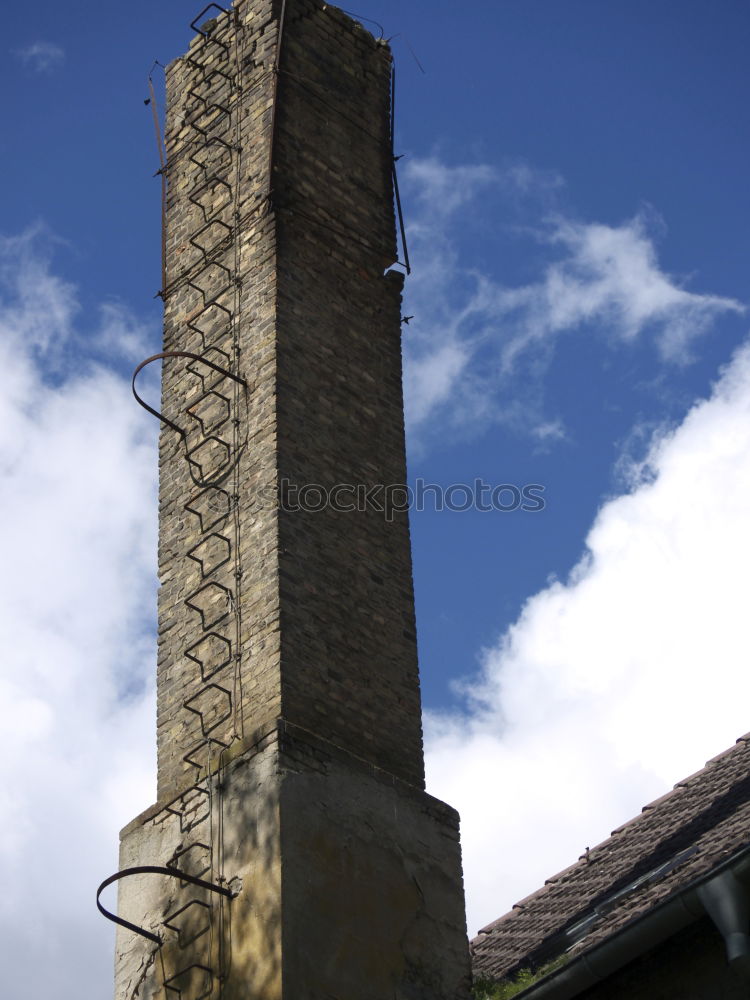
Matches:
[401,161,744,441]
[16,41,65,73]
[95,300,156,361]
[405,158,499,217]
[531,419,566,444]
[501,214,743,366]
[425,339,750,935]
[4,164,746,994]
[0,230,158,998]
[0,228,77,355]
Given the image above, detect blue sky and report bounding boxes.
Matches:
[2,2,750,997]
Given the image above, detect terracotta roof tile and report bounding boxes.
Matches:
[471,733,750,983]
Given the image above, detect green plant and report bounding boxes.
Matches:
[472,955,569,999]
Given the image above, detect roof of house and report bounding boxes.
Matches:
[471,730,750,985]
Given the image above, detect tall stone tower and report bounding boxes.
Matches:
[107,2,471,997]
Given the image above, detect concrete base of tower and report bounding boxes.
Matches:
[113,720,472,1000]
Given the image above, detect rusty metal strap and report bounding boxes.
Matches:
[391,67,410,275]
[267,0,289,201]
[97,865,234,945]
[132,351,247,438]
[148,67,168,295]
[336,8,385,40]
[190,3,229,37]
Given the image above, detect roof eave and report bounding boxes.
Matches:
[502,845,750,1000]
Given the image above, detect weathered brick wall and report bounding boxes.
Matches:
[157,0,282,801]
[115,8,471,996]
[117,721,472,1000]
[274,1,424,787]
[155,0,423,801]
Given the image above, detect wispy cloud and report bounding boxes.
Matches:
[499,214,743,366]
[425,339,750,934]
[0,227,77,354]
[15,41,65,73]
[95,300,155,361]
[401,159,744,444]
[405,158,500,217]
[0,229,157,998]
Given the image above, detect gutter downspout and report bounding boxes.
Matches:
[509,849,750,1000]
[697,869,750,971]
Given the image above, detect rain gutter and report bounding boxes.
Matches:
[510,846,750,1000]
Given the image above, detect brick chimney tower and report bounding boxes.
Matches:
[107,2,472,997]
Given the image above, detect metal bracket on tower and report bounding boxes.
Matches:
[132,351,246,439]
[96,866,234,945]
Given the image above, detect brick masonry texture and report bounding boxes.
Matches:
[114,5,472,997]
[155,0,423,801]
[117,723,472,1000]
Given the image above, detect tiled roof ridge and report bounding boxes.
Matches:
[475,730,750,939]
